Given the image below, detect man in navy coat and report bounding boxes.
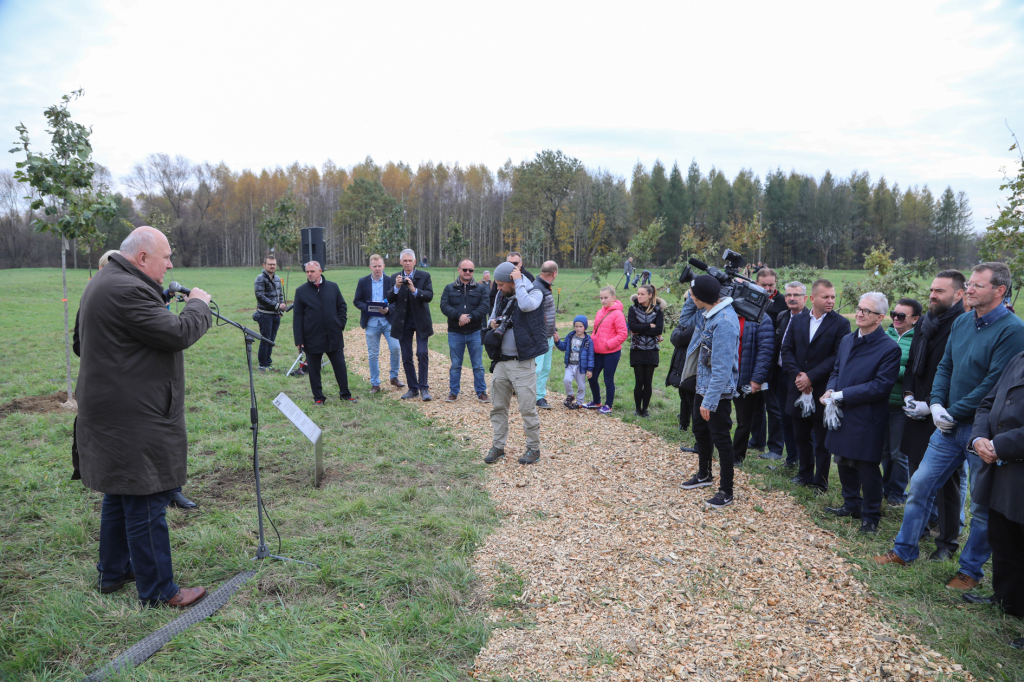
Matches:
[781,279,851,491]
[293,261,357,405]
[821,292,902,533]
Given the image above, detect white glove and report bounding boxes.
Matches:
[931,404,955,433]
[824,398,843,430]
[904,395,916,410]
[904,400,931,420]
[831,390,844,405]
[795,392,815,418]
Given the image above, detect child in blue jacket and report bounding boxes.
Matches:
[555,315,595,408]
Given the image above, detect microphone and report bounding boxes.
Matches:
[688,257,710,271]
[168,281,192,296]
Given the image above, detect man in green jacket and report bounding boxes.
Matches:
[882,297,921,505]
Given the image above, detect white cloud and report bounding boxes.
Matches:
[1,0,1021,224]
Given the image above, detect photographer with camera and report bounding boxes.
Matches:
[388,248,434,401]
[482,262,547,466]
[678,275,741,509]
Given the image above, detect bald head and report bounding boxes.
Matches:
[539,260,558,282]
[120,226,173,284]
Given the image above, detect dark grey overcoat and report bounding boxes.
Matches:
[76,254,211,495]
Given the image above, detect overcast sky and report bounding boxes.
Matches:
[2,0,1022,225]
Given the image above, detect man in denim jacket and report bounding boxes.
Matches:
[678,275,741,509]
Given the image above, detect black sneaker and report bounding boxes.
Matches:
[705,491,734,509]
[680,473,713,489]
[679,445,697,453]
[421,388,433,401]
[563,395,575,408]
[401,390,420,400]
[859,522,879,535]
[641,409,650,418]
[567,401,580,410]
[519,448,541,465]
[536,398,552,410]
[484,447,505,464]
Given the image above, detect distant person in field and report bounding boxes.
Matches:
[481,270,491,285]
[254,254,287,372]
[293,260,358,405]
[353,254,403,394]
[77,226,212,607]
[623,256,635,290]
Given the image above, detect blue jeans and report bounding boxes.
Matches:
[365,317,400,386]
[98,490,177,606]
[881,405,909,503]
[892,423,991,580]
[257,313,280,368]
[448,329,487,396]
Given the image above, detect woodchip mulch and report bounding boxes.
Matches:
[342,325,970,682]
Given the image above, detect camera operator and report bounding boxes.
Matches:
[678,275,741,509]
[254,254,287,372]
[388,248,434,401]
[77,226,212,607]
[482,262,547,466]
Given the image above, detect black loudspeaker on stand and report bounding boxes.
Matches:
[301,227,325,266]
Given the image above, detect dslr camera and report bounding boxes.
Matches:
[679,249,770,321]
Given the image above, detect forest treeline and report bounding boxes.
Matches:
[0,150,977,270]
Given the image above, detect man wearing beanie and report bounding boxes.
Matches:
[483,261,548,465]
[678,274,742,509]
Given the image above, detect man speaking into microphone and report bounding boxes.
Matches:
[77,226,212,607]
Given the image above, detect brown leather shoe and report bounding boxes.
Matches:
[477,392,491,403]
[390,377,406,389]
[370,385,382,394]
[946,572,979,590]
[164,586,207,607]
[873,550,908,566]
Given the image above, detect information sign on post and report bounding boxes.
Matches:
[272,392,324,487]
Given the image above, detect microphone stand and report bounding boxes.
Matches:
[204,303,317,567]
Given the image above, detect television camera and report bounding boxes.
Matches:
[679,249,770,321]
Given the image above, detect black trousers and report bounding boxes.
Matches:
[678,386,695,430]
[732,391,764,464]
[306,348,351,401]
[908,436,964,553]
[989,509,1024,618]
[633,364,656,412]
[692,397,734,496]
[792,404,831,489]
[836,458,883,525]
[400,324,430,391]
[257,313,280,368]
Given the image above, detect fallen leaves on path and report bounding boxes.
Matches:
[343,327,970,681]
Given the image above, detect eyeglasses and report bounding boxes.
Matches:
[855,306,882,316]
[890,311,907,321]
[785,293,804,298]
[461,268,474,273]
[965,282,992,290]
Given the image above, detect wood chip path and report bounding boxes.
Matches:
[342,324,969,681]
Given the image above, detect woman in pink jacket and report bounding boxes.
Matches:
[586,286,629,413]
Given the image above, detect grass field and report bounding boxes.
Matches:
[1,263,1021,681]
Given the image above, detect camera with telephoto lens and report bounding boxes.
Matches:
[679,249,770,320]
[492,315,512,338]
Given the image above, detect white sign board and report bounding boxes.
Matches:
[272,393,322,444]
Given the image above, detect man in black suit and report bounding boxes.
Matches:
[293,261,357,405]
[781,278,851,491]
[352,254,404,395]
[388,248,434,401]
[761,281,808,466]
[965,350,1024,646]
